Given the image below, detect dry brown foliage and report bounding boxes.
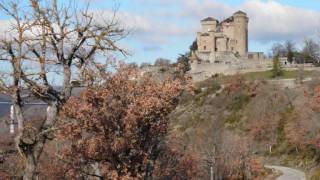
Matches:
[57,67,191,179]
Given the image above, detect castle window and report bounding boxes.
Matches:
[204,46,206,50]
[231,47,234,51]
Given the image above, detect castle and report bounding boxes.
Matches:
[196,10,264,62]
[139,11,313,83]
[190,11,268,81]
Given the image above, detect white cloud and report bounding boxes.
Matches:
[1,0,316,54]
[0,20,17,38]
[179,0,234,20]
[114,0,320,51]
[89,10,151,34]
[241,0,320,42]
[94,10,194,45]
[173,0,320,42]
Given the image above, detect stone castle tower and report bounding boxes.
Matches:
[196,11,249,61]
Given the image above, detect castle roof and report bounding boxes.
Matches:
[233,10,247,15]
[201,17,218,22]
[220,16,234,24]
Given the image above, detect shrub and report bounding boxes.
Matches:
[59,67,188,179]
[229,93,250,112]
[272,56,283,78]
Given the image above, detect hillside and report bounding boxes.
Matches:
[1,69,320,179]
[169,71,320,179]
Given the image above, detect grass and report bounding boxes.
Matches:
[195,70,315,88]
[241,70,314,81]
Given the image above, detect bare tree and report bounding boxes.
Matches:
[0,0,126,179]
[271,43,286,57]
[154,58,171,66]
[302,38,320,64]
[284,40,295,63]
[0,1,30,132]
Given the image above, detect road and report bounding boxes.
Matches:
[265,165,306,180]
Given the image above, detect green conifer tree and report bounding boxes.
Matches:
[272,55,283,78]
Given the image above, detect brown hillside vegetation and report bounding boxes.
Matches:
[2,70,320,179]
[169,74,320,179]
[0,66,201,179]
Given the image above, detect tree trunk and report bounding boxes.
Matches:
[44,102,58,129]
[144,160,154,180]
[63,65,72,99]
[17,125,39,180]
[23,153,37,180]
[19,102,59,180]
[15,104,24,131]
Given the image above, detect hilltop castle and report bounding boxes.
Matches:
[190,11,267,81]
[195,11,264,62]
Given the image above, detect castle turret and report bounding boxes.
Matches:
[232,11,248,56]
[197,17,218,53]
[201,17,218,32]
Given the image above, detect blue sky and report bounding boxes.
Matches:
[1,0,320,65]
[98,0,320,64]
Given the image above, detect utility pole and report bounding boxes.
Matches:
[10,105,15,134]
[210,165,213,180]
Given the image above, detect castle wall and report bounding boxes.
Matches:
[221,23,235,40]
[216,37,227,52]
[189,58,273,82]
[196,52,211,62]
[197,31,216,53]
